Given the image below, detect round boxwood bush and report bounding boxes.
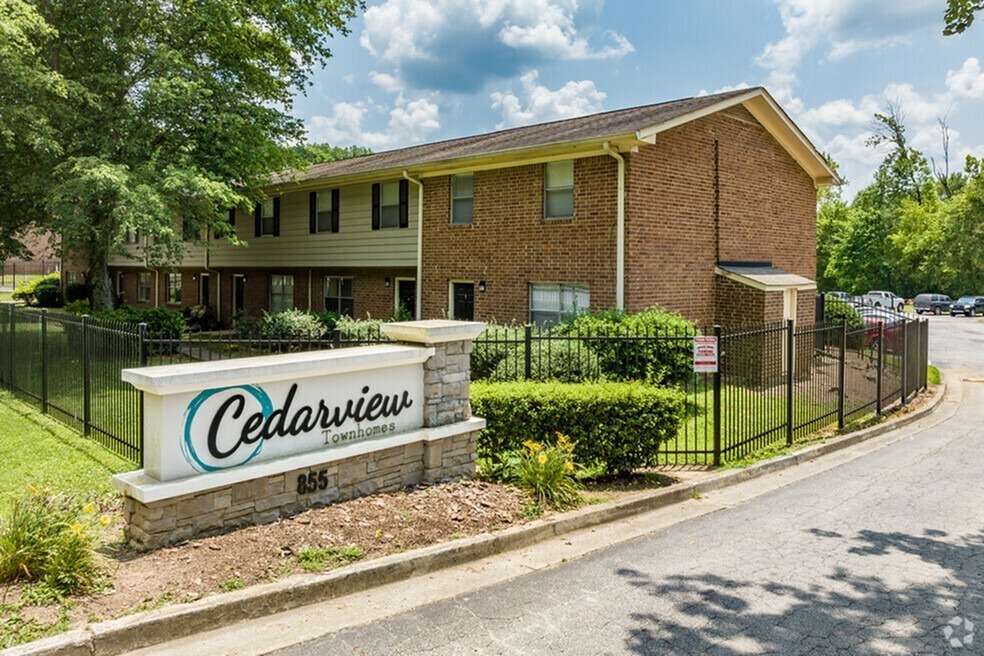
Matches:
[261,309,326,341]
[33,277,63,307]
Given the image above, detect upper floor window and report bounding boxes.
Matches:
[166,273,182,305]
[324,276,354,316]
[372,180,409,230]
[270,274,294,313]
[182,220,200,241]
[254,198,280,237]
[124,230,140,244]
[451,174,474,225]
[544,160,574,219]
[529,282,588,326]
[310,190,339,233]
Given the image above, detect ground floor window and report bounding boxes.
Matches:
[324,276,354,316]
[529,283,589,326]
[137,272,151,302]
[166,273,182,305]
[270,274,294,313]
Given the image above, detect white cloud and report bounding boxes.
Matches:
[306,96,441,151]
[490,70,606,129]
[359,0,632,92]
[946,57,984,99]
[369,71,403,94]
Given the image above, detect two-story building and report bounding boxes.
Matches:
[108,86,837,328]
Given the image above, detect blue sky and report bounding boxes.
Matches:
[296,0,984,197]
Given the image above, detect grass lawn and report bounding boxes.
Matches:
[0,391,131,507]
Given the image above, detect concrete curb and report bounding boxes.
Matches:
[4,383,947,656]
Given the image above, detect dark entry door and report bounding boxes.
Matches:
[397,279,416,319]
[199,273,210,306]
[452,282,474,321]
[233,275,245,315]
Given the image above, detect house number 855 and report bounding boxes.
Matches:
[297,470,329,494]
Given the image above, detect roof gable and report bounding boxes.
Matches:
[277,87,837,189]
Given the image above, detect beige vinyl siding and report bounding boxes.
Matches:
[109,235,208,268]
[107,183,418,269]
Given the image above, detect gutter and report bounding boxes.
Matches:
[403,170,424,319]
[603,142,626,310]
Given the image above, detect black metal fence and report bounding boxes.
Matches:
[0,303,930,469]
[472,316,930,466]
[0,260,61,289]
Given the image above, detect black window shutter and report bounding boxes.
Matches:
[254,203,262,237]
[398,179,409,228]
[228,208,235,226]
[371,183,381,230]
[272,197,281,236]
[309,191,317,234]
[331,189,340,233]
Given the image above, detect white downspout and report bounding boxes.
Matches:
[604,142,626,310]
[403,170,424,320]
[203,246,220,325]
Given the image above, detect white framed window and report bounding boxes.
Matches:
[124,230,140,244]
[137,272,151,302]
[269,274,294,313]
[544,160,574,219]
[451,174,474,225]
[166,273,182,305]
[324,276,354,316]
[529,283,589,326]
[380,182,401,229]
[260,199,276,236]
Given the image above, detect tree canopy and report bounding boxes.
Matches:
[0,0,362,308]
[944,0,983,34]
[819,104,984,299]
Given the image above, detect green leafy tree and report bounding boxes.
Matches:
[290,143,373,165]
[944,0,983,34]
[816,154,849,291]
[941,171,984,296]
[1,0,362,309]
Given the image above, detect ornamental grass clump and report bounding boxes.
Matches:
[0,488,104,597]
[508,435,583,510]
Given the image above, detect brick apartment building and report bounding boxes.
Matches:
[105,86,837,328]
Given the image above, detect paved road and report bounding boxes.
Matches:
[269,315,984,655]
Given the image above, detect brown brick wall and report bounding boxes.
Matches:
[421,157,617,323]
[624,111,817,327]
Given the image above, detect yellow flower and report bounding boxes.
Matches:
[564,462,575,473]
[83,503,95,514]
[70,523,86,534]
[537,454,547,465]
[99,514,112,526]
[556,434,570,446]
[27,484,37,494]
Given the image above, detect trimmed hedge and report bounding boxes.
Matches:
[557,307,697,384]
[472,380,686,476]
[490,339,602,383]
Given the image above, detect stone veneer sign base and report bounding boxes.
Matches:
[113,320,485,550]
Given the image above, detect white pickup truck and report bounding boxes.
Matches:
[862,290,905,312]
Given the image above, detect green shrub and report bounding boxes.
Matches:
[471,323,524,380]
[472,381,686,477]
[102,306,186,339]
[824,297,864,331]
[64,300,91,316]
[0,489,102,596]
[490,339,602,382]
[261,309,326,341]
[557,307,697,384]
[10,273,61,306]
[182,304,218,331]
[33,277,63,308]
[314,311,342,333]
[64,282,90,304]
[335,314,383,340]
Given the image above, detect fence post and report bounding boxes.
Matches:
[876,322,884,416]
[139,322,149,367]
[712,325,722,467]
[785,318,794,446]
[41,309,48,414]
[8,303,15,390]
[82,314,91,436]
[524,325,532,380]
[837,317,846,429]
[900,319,908,406]
[331,328,341,349]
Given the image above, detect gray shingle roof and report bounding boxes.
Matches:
[281,87,760,184]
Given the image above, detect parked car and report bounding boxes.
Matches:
[863,290,905,312]
[859,308,904,352]
[825,291,853,303]
[949,295,984,317]
[913,293,953,315]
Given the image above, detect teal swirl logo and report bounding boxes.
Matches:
[182,385,274,472]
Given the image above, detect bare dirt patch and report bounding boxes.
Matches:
[5,475,682,634]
